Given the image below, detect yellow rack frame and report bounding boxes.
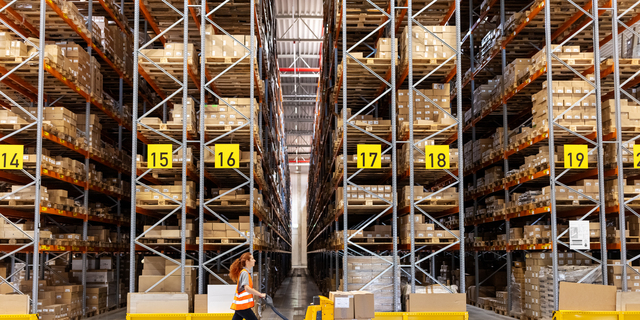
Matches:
[553,311,640,320]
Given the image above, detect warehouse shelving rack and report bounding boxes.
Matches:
[0,0,139,316]
[308,0,640,316]
[130,0,292,314]
[459,0,640,316]
[307,0,464,311]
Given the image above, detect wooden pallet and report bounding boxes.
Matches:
[407,237,457,244]
[198,237,248,245]
[607,236,640,243]
[349,237,393,244]
[139,238,195,245]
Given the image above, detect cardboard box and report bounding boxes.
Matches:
[0,294,29,314]
[407,293,466,312]
[352,291,374,318]
[559,282,616,311]
[194,294,208,313]
[127,293,189,313]
[330,291,354,319]
[617,292,640,311]
[142,256,166,275]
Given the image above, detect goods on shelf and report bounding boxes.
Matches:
[209,188,264,208]
[138,257,195,311]
[524,252,599,319]
[135,181,197,208]
[400,26,456,63]
[530,45,594,72]
[203,98,260,128]
[139,42,198,75]
[340,256,400,312]
[532,80,598,131]
[204,26,253,58]
[397,84,455,133]
[336,185,393,208]
[398,139,458,172]
[375,38,397,59]
[602,99,640,133]
[608,259,640,291]
[139,98,198,133]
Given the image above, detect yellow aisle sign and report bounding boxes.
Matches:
[147,144,173,168]
[0,145,23,169]
[425,145,450,169]
[357,144,381,169]
[215,144,240,168]
[564,144,588,169]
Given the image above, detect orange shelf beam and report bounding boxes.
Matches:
[139,1,166,45]
[97,0,129,35]
[440,2,456,26]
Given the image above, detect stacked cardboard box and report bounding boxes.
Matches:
[400,26,456,62]
[209,188,264,209]
[336,185,393,207]
[398,139,458,172]
[397,84,453,125]
[471,138,493,167]
[504,58,532,90]
[202,98,260,127]
[136,181,197,208]
[330,291,375,319]
[485,195,505,217]
[60,43,92,93]
[336,109,392,128]
[608,260,640,291]
[398,214,460,240]
[531,45,594,71]
[204,26,254,58]
[399,185,458,208]
[512,261,525,316]
[202,216,253,238]
[142,219,196,241]
[138,257,195,311]
[531,80,598,130]
[170,98,197,129]
[89,57,103,100]
[375,38,397,59]
[42,107,78,139]
[469,77,500,119]
[602,99,640,130]
[340,256,400,312]
[0,32,26,58]
[540,179,600,204]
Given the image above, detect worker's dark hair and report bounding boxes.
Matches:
[229,252,253,283]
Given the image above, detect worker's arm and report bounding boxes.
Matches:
[245,285,266,298]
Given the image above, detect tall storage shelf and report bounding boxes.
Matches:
[307,0,640,317]
[129,0,292,317]
[0,0,292,317]
[307,0,464,313]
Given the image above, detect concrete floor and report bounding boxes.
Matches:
[261,268,321,320]
[88,275,511,320]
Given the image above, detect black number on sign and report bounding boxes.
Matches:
[151,152,169,167]
[369,152,377,167]
[568,152,584,167]
[437,153,446,167]
[227,152,236,166]
[360,152,365,167]
[218,152,236,167]
[429,153,447,168]
[637,152,640,167]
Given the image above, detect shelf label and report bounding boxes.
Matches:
[425,145,450,169]
[215,144,240,168]
[564,144,588,169]
[569,220,590,250]
[0,145,23,169]
[634,145,640,168]
[356,144,381,169]
[147,144,172,168]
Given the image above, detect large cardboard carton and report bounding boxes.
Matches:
[0,294,29,314]
[330,291,354,319]
[617,292,640,311]
[352,291,375,318]
[559,282,616,311]
[142,256,166,275]
[127,293,189,313]
[407,293,466,312]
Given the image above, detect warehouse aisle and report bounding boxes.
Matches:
[261,268,321,320]
[467,305,516,320]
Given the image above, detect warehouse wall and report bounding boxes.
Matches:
[291,164,309,267]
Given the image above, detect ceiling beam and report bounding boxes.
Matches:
[286,130,314,135]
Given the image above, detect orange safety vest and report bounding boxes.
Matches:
[230,269,254,310]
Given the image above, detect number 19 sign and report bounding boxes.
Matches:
[215,144,240,168]
[564,144,588,169]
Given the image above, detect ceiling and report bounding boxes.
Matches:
[275,0,323,163]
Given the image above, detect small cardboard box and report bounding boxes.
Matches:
[0,294,29,314]
[194,294,208,313]
[330,291,354,319]
[127,293,189,313]
[352,291,375,318]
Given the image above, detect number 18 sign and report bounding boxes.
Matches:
[425,145,450,169]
